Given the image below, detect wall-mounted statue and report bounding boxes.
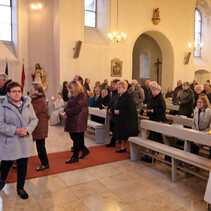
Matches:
[152,8,161,25]
[31,63,47,92]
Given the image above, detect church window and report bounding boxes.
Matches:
[194,9,202,57]
[0,0,11,41]
[140,53,149,78]
[84,0,97,28]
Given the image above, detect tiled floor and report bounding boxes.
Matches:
[0,125,209,211]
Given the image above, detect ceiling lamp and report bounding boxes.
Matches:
[108,0,127,43]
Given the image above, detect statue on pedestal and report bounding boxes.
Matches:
[152,8,161,25]
[31,63,47,92]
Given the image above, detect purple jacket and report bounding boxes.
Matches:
[65,92,88,133]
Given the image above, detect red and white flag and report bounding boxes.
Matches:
[21,62,25,88]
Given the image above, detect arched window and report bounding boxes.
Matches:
[140,53,149,78]
[0,0,11,41]
[194,9,202,57]
[84,0,97,28]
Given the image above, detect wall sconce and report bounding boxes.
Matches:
[184,42,203,64]
[31,1,42,10]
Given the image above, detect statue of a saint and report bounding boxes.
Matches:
[31,63,47,92]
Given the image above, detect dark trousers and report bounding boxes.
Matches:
[1,158,28,190]
[109,120,116,145]
[69,132,87,158]
[35,139,49,166]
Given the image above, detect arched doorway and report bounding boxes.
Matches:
[132,30,174,92]
[195,69,211,85]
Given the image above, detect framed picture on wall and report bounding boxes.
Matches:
[111,57,122,77]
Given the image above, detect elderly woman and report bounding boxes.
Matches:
[194,85,204,108]
[129,79,145,112]
[114,81,138,152]
[64,81,89,163]
[30,82,49,171]
[178,82,194,117]
[0,82,38,199]
[147,84,166,142]
[192,94,211,207]
[51,93,65,125]
[100,89,110,109]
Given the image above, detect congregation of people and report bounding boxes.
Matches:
[0,71,211,206]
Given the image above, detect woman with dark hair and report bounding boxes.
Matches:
[0,82,38,199]
[62,81,69,102]
[64,80,89,163]
[30,82,49,171]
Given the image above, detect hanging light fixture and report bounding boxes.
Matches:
[108,0,127,43]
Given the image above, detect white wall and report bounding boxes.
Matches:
[2,0,211,96]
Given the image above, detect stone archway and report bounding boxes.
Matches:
[132,30,174,92]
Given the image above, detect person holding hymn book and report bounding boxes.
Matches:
[51,93,65,125]
[114,81,138,153]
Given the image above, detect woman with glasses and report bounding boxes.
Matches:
[0,82,38,199]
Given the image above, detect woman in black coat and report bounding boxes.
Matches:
[114,81,139,152]
[147,84,166,143]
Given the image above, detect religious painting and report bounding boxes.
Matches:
[111,57,122,77]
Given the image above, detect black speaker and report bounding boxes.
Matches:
[184,52,191,65]
[73,40,82,59]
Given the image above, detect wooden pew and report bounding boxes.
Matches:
[129,119,211,182]
[173,115,192,128]
[86,107,110,144]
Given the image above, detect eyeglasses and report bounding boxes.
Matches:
[197,101,203,103]
[10,90,22,94]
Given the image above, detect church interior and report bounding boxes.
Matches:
[0,0,211,210]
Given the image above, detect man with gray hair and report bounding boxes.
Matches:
[178,82,194,117]
[0,74,12,96]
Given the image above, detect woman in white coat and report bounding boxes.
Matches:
[0,82,38,199]
[51,93,65,125]
[192,93,211,208]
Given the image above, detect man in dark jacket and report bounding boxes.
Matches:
[142,79,150,104]
[106,79,120,147]
[172,80,183,101]
[0,74,12,96]
[178,82,194,117]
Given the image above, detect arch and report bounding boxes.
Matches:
[132,29,174,92]
[194,69,210,85]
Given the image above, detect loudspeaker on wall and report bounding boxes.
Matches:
[184,52,191,65]
[73,40,82,59]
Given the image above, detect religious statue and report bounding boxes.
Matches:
[152,8,161,25]
[31,63,47,92]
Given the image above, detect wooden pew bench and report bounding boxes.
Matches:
[86,107,110,144]
[129,119,211,182]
